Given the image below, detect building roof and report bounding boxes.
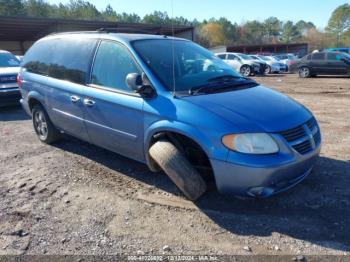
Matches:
[0,16,194,42]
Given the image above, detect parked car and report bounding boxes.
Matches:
[20,32,321,200]
[274,53,299,72]
[255,55,282,74]
[0,50,21,107]
[326,47,350,54]
[16,55,24,63]
[263,56,288,73]
[298,51,350,78]
[216,52,263,76]
[250,55,280,74]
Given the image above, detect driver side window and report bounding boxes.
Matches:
[91,41,141,92]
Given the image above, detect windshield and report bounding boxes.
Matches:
[132,39,242,92]
[343,53,350,60]
[0,53,20,67]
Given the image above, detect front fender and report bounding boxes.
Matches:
[144,120,228,170]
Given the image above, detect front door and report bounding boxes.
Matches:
[326,53,348,75]
[224,54,241,72]
[83,40,144,161]
[310,52,327,74]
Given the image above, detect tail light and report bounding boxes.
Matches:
[17,74,21,89]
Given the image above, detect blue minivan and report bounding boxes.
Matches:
[19,32,321,200]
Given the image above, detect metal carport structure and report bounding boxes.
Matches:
[0,16,194,54]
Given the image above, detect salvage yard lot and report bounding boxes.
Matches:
[0,74,349,255]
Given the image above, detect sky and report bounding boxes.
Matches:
[46,0,348,29]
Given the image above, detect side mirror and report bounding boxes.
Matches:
[126,73,143,91]
[126,73,154,97]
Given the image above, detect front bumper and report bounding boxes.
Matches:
[0,86,21,107]
[279,65,288,72]
[252,65,261,74]
[210,146,320,198]
[271,65,280,73]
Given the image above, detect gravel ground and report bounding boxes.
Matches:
[0,74,349,257]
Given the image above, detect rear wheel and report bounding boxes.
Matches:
[265,65,272,74]
[149,139,207,201]
[32,105,60,144]
[240,65,251,77]
[299,67,311,78]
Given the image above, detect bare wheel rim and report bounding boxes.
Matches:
[300,67,309,77]
[240,66,251,77]
[34,111,48,140]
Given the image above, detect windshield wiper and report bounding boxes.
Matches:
[189,79,258,95]
[207,75,243,82]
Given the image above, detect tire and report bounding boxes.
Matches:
[32,104,60,144]
[240,65,251,77]
[149,139,207,201]
[265,65,272,74]
[299,67,311,78]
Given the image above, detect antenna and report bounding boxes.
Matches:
[171,0,176,98]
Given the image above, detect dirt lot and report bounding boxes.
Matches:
[0,74,350,257]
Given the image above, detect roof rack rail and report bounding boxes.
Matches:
[97,27,162,34]
[48,30,102,36]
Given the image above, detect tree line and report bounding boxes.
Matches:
[0,0,349,50]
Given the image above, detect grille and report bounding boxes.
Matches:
[279,117,320,155]
[279,125,306,142]
[292,140,312,154]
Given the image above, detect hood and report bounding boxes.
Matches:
[0,67,20,76]
[183,85,311,132]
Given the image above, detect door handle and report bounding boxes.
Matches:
[83,98,95,107]
[70,95,80,103]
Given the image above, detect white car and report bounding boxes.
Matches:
[216,52,263,77]
[0,50,20,107]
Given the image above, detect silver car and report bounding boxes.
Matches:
[274,54,299,72]
[216,52,262,77]
[257,55,288,74]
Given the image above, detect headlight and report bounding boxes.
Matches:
[222,133,279,154]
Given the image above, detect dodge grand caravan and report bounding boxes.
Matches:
[19,32,321,200]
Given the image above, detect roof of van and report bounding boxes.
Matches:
[45,31,188,43]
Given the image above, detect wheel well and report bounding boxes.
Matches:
[28,98,42,112]
[149,131,214,181]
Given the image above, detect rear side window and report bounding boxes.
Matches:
[49,38,97,84]
[327,53,342,61]
[23,40,54,75]
[311,53,325,60]
[91,41,141,93]
[217,54,226,59]
[23,38,97,84]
